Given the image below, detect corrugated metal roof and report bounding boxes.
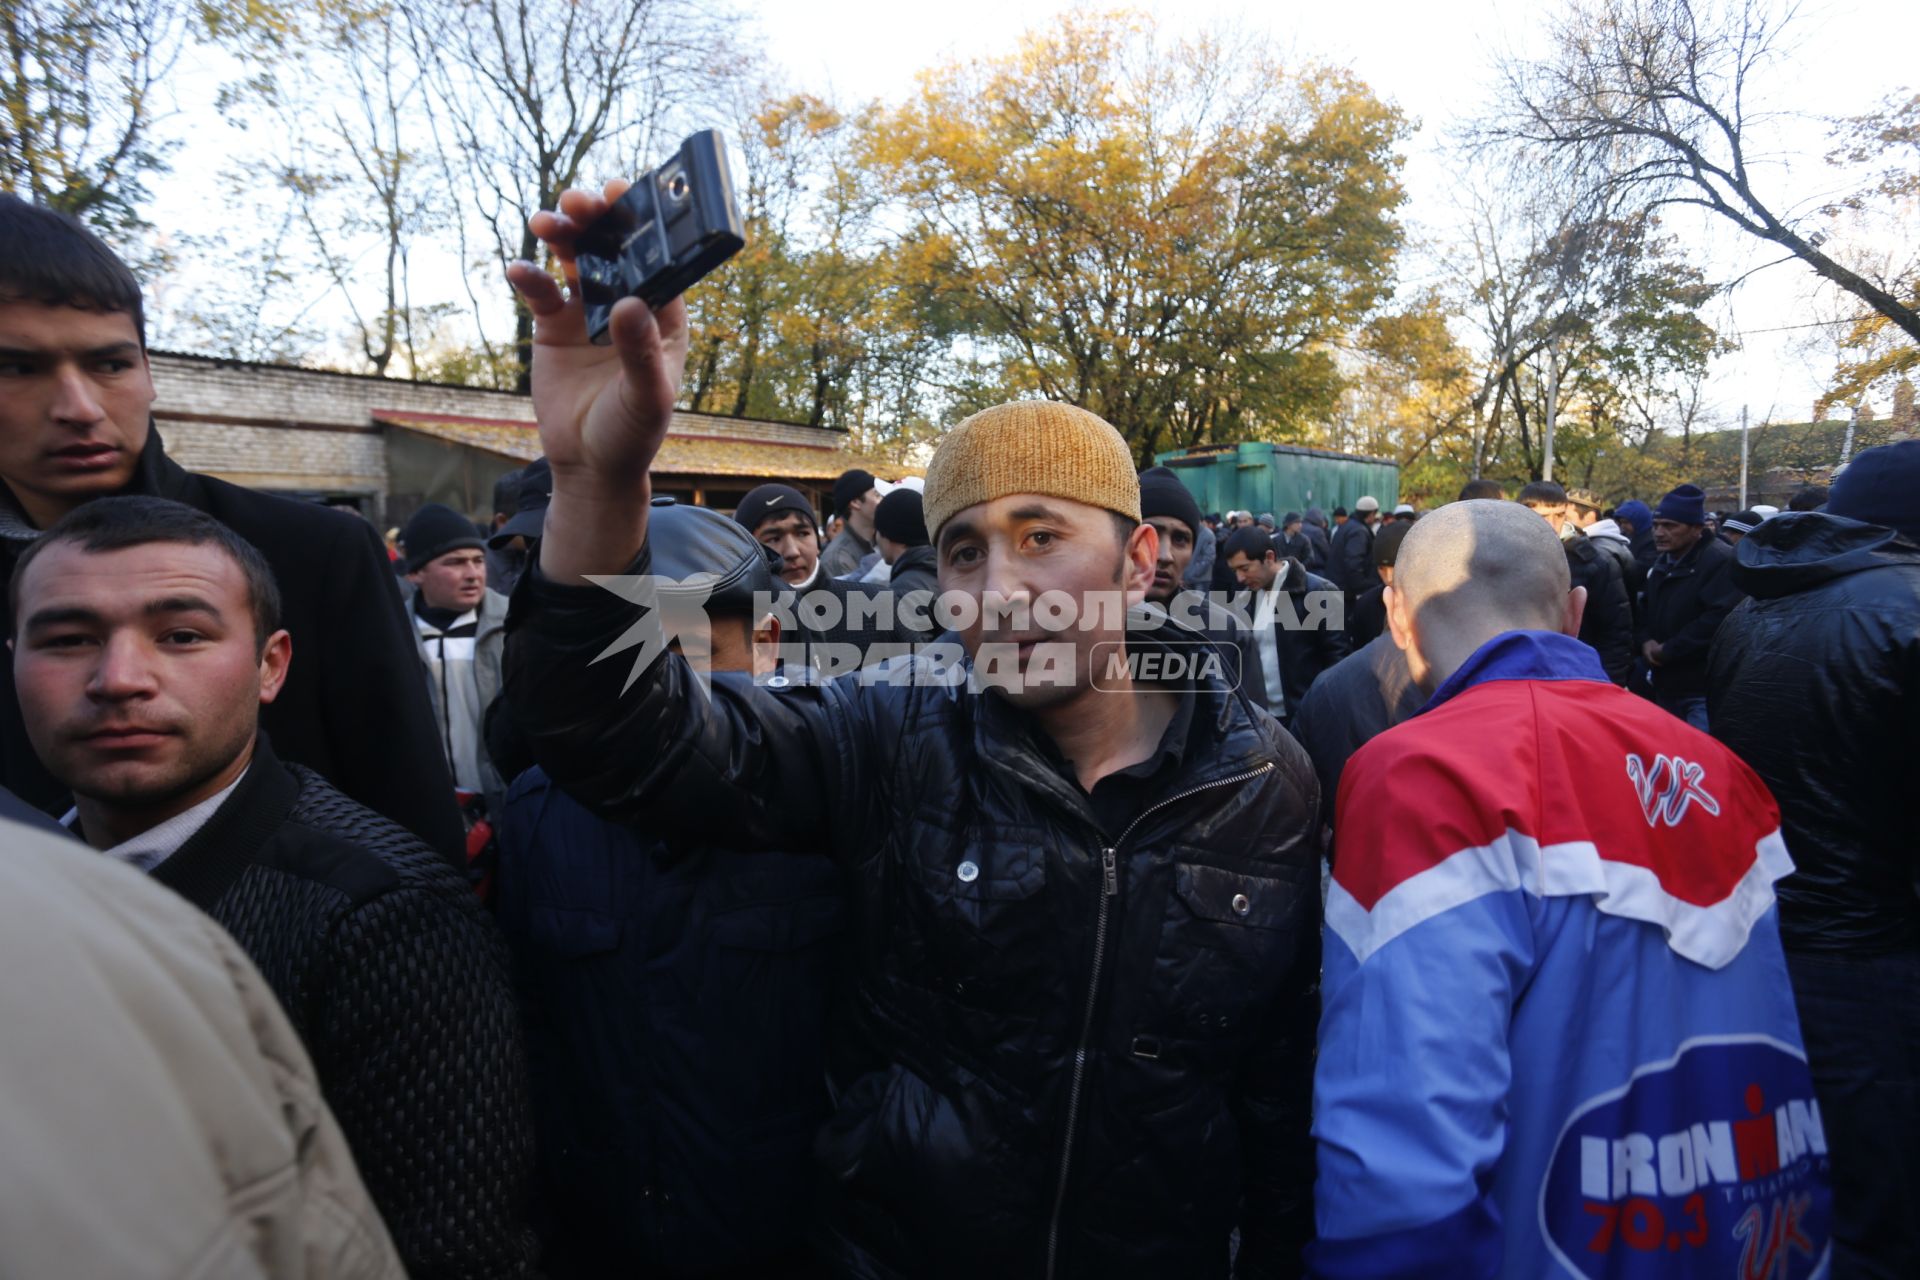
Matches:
[374,410,915,481]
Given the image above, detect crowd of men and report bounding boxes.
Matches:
[0,185,1910,1280]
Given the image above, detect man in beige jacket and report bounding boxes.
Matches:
[0,816,403,1279]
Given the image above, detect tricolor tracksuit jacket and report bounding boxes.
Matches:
[1311,630,1831,1279]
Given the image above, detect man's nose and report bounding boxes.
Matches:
[49,366,108,426]
[88,633,158,700]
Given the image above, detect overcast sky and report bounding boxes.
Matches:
[147,0,1917,428]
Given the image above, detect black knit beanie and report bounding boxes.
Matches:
[401,503,485,573]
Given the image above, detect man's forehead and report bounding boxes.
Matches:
[1145,515,1193,537]
[24,540,242,607]
[430,547,486,566]
[0,300,142,352]
[755,510,814,534]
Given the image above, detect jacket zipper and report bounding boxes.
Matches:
[1042,759,1277,1279]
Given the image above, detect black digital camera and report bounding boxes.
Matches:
[575,129,746,344]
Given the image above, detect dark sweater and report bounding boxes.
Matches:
[150,739,539,1279]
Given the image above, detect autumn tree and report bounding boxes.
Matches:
[0,0,186,232]
[857,11,1408,462]
[1329,296,1479,501]
[681,90,956,455]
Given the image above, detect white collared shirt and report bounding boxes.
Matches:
[1253,585,1285,717]
[63,769,249,874]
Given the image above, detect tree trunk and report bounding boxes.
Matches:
[512,225,539,394]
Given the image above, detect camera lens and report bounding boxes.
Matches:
[667,172,689,201]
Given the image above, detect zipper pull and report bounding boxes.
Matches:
[1102,847,1118,896]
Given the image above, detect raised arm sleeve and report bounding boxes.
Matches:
[501,545,862,856]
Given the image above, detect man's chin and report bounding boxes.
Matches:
[70,760,194,809]
[985,680,1084,711]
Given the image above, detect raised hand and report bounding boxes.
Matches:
[507,181,690,580]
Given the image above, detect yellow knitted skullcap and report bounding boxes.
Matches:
[922,400,1141,538]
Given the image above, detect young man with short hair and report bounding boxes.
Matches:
[502,184,1320,1279]
[0,195,464,861]
[10,496,537,1280]
[1312,499,1829,1278]
[1223,524,1350,724]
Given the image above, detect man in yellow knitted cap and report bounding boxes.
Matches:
[501,182,1321,1279]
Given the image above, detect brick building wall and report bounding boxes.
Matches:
[145,350,857,522]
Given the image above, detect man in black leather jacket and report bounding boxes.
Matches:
[1709,442,1920,1278]
[501,186,1320,1280]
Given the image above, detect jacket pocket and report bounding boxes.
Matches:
[1172,862,1292,931]
[902,819,1053,1003]
[1150,861,1303,1041]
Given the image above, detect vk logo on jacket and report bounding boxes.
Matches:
[1625,754,1721,828]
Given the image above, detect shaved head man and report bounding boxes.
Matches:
[1312,499,1828,1278]
[1383,500,1584,692]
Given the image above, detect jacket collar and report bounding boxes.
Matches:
[151,735,301,913]
[404,582,510,639]
[1651,529,1719,577]
[1422,629,1609,713]
[973,614,1277,830]
[893,543,937,577]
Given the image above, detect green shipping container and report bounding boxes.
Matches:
[1153,442,1399,521]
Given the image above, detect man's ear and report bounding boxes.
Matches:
[1385,585,1413,654]
[1124,520,1158,598]
[751,613,782,679]
[257,630,293,706]
[1562,585,1588,639]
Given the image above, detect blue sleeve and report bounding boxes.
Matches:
[1310,888,1536,1279]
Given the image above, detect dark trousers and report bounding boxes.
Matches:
[1786,947,1920,1278]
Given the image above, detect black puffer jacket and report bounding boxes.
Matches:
[1709,513,1920,954]
[505,550,1322,1280]
[1638,531,1743,703]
